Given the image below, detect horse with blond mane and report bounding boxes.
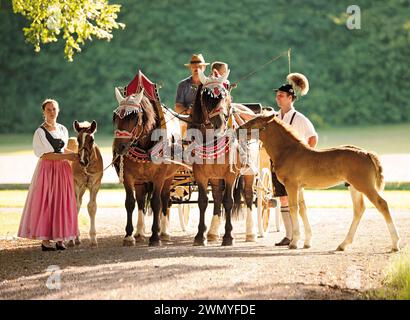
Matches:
[240,114,400,252]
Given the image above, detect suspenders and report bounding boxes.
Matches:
[289,111,297,125]
[280,111,297,125]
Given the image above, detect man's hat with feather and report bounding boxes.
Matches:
[274,73,309,99]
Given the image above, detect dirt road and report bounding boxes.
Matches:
[0,206,408,300]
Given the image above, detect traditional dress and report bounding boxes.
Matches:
[18,123,78,241]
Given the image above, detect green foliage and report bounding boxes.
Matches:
[1,0,410,134]
[11,0,125,61]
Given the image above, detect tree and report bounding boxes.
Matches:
[11,0,125,61]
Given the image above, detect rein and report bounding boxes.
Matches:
[231,48,291,87]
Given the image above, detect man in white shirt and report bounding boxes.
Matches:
[272,83,318,246]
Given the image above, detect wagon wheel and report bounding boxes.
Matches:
[256,168,274,238]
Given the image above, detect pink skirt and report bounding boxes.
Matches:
[18,159,78,241]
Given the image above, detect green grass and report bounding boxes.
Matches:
[0,189,128,209]
[1,189,410,209]
[373,246,410,300]
[0,210,90,237]
[1,123,410,155]
[316,123,410,154]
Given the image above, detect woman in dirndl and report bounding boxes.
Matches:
[18,99,79,251]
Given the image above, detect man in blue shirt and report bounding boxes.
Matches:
[175,53,209,115]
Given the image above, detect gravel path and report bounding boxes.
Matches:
[0,206,409,300]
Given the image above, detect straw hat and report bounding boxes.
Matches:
[184,54,210,67]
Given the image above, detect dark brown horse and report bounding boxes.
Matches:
[112,89,182,246]
[187,70,257,246]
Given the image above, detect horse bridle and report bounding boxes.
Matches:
[78,130,95,170]
[197,89,229,130]
[113,113,146,156]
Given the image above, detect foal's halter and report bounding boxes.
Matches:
[77,131,96,175]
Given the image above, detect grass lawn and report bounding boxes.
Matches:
[1,123,410,155]
[1,189,410,209]
[316,123,410,154]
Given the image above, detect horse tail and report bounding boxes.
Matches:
[232,175,245,220]
[368,152,385,191]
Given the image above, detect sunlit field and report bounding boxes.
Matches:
[1,123,410,155]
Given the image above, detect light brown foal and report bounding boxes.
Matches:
[67,120,103,247]
[241,114,400,252]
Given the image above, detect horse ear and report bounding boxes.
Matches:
[222,69,230,83]
[198,69,208,85]
[73,120,80,133]
[90,120,97,133]
[115,87,125,104]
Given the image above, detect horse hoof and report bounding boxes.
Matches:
[193,238,207,246]
[222,238,234,246]
[66,240,75,248]
[336,245,345,251]
[134,235,147,243]
[149,240,161,247]
[75,239,82,246]
[288,244,298,250]
[90,241,98,248]
[391,247,400,253]
[303,244,311,249]
[123,236,135,246]
[207,234,220,242]
[246,234,257,242]
[160,233,171,242]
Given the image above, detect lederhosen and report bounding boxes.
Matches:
[40,125,65,153]
[271,111,297,197]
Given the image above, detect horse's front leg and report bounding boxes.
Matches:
[207,179,223,242]
[123,184,136,246]
[244,174,257,242]
[134,183,147,242]
[149,182,163,246]
[286,185,300,249]
[194,175,209,246]
[87,183,100,247]
[160,177,173,242]
[222,177,235,246]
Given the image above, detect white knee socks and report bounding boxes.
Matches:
[281,206,292,239]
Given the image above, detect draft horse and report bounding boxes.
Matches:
[188,69,257,246]
[241,114,400,252]
[113,89,181,246]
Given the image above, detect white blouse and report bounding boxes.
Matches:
[33,123,69,158]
